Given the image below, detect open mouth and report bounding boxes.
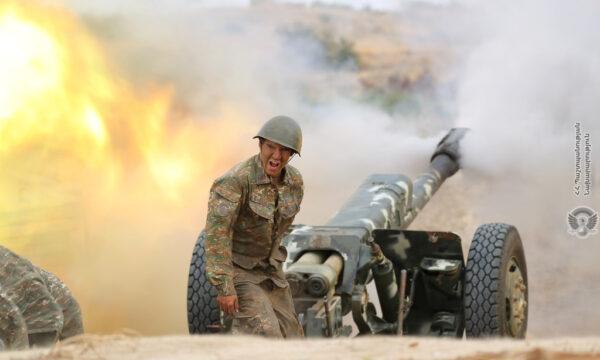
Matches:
[268,159,280,172]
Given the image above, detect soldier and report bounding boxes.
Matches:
[0,245,84,350]
[204,115,304,337]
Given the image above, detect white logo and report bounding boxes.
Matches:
[567,206,598,238]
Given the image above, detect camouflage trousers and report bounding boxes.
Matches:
[231,280,303,338]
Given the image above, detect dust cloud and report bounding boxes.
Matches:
[0,0,441,335]
[423,0,600,336]
[3,0,598,338]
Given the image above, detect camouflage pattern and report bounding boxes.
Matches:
[39,269,84,339]
[205,154,303,297]
[231,281,303,338]
[0,292,28,350]
[281,128,472,337]
[0,245,84,349]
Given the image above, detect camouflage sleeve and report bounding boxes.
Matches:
[292,168,304,220]
[291,174,303,225]
[204,176,243,297]
[298,172,304,205]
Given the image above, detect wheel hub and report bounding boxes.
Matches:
[505,257,527,336]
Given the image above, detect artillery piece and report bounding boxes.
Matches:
[188,128,528,338]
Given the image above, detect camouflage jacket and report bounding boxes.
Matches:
[205,154,303,297]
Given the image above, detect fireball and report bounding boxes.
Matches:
[0,0,253,333]
[0,1,189,193]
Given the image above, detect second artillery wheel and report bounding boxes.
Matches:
[464,223,528,338]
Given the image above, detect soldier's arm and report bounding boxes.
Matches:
[204,176,243,297]
[298,173,304,206]
[290,168,304,222]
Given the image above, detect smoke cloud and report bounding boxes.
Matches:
[5,0,598,337]
[423,0,600,336]
[3,0,440,335]
[463,1,600,336]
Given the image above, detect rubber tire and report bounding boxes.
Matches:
[187,231,221,334]
[464,223,528,338]
[0,294,28,350]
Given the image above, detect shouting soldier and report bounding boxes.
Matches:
[204,115,304,337]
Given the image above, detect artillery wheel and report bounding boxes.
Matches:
[187,231,221,334]
[0,294,29,350]
[464,223,528,338]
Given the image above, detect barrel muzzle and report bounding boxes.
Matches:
[429,128,469,179]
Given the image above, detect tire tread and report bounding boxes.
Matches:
[464,223,511,337]
[187,232,220,334]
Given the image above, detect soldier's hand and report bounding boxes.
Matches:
[217,295,239,315]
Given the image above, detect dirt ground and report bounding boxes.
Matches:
[2,335,600,360]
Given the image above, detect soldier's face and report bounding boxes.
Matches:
[259,139,293,178]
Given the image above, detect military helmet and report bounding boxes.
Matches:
[253,115,302,155]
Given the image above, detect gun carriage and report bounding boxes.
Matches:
[188,128,528,338]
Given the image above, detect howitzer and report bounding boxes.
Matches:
[188,128,529,338]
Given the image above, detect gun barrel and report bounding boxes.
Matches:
[327,128,468,231]
[284,128,469,326]
[403,128,468,226]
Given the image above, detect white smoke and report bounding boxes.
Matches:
[70,0,448,220]
[58,0,600,337]
[454,0,600,336]
[55,0,446,335]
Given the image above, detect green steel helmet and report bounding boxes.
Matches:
[253,115,303,155]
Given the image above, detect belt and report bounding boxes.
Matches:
[254,260,277,274]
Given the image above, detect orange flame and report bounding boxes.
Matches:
[0,0,257,333]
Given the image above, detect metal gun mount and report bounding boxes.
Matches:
[281,128,529,338]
